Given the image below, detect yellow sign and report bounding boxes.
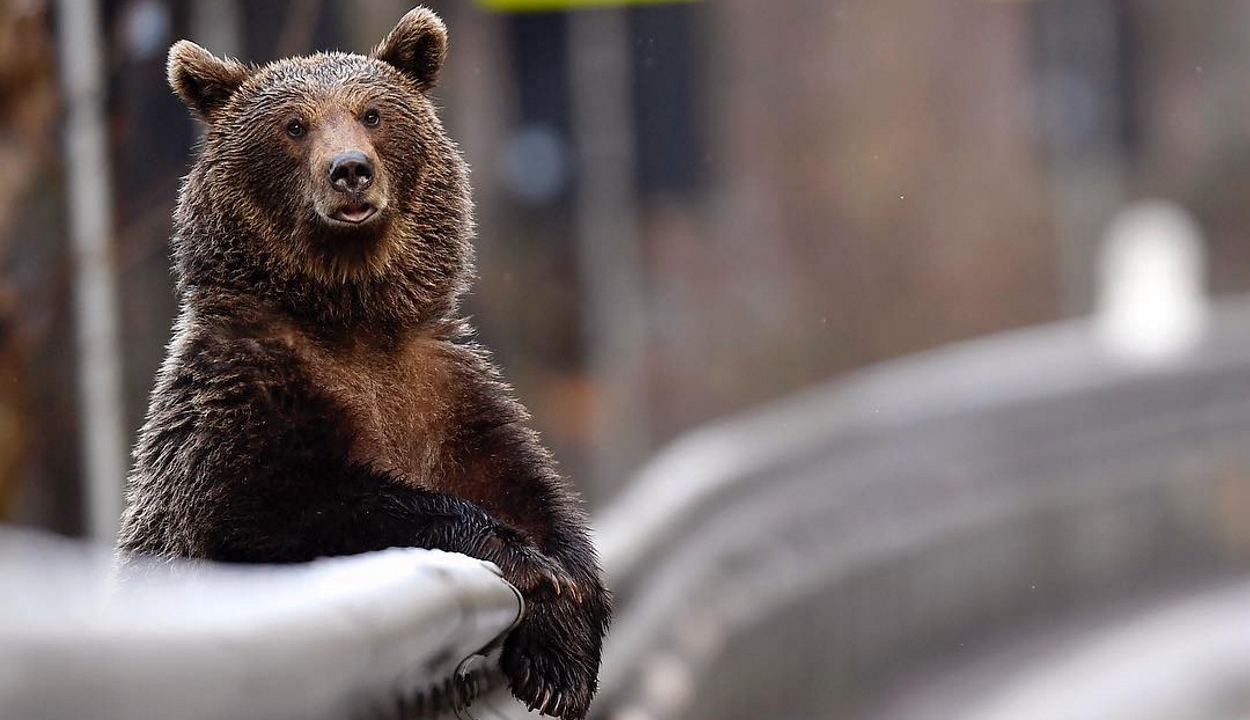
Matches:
[478,0,699,10]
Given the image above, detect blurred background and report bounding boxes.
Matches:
[3,1,1250,718]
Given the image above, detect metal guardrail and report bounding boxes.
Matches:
[0,530,522,720]
[930,578,1250,720]
[577,299,1250,720]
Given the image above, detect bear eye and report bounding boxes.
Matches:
[286,119,306,138]
[362,109,381,127]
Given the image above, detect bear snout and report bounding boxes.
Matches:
[328,151,374,194]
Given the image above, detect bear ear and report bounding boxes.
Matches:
[167,40,250,122]
[371,7,448,93]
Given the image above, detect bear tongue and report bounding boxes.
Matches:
[335,203,375,224]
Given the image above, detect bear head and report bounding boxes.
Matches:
[167,7,473,334]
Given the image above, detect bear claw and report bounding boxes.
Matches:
[476,526,577,600]
[510,549,578,601]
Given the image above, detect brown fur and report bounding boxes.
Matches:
[117,8,610,719]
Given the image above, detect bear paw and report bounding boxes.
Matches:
[501,618,597,720]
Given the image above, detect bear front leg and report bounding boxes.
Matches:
[376,483,613,720]
[385,481,610,719]
[371,484,577,600]
[433,379,613,718]
[490,523,610,720]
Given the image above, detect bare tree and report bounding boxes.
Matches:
[56,0,127,542]
[0,0,55,519]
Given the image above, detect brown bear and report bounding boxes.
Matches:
[115,7,610,719]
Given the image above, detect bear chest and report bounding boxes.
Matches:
[291,336,457,484]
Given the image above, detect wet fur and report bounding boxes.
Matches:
[117,8,610,719]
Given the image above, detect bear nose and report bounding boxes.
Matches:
[328,152,374,193]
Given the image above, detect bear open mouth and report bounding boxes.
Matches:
[330,202,377,224]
